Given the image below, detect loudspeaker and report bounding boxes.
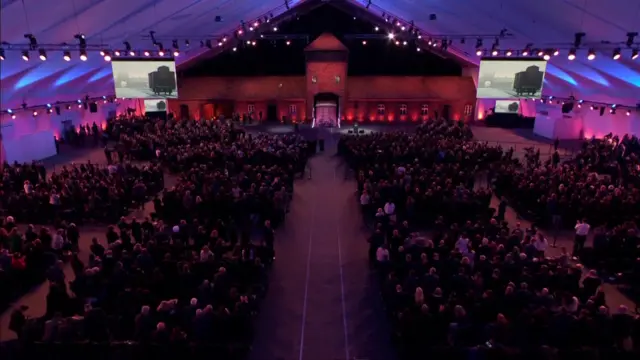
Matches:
[599,107,605,116]
[89,102,98,113]
[55,106,61,115]
[561,102,574,114]
[83,102,88,110]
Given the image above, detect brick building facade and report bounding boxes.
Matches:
[168,33,477,123]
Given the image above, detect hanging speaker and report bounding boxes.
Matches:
[561,102,574,114]
[599,107,605,116]
[55,106,61,115]
[89,102,98,113]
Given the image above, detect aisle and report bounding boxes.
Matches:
[250,134,396,360]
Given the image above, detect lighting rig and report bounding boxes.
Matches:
[535,95,638,116]
[361,2,640,61]
[1,95,120,120]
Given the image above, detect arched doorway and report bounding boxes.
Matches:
[313,92,339,128]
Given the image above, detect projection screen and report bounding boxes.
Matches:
[494,100,520,114]
[111,59,178,99]
[144,99,169,112]
[477,59,547,99]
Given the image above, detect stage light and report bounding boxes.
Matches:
[79,50,88,61]
[374,26,379,31]
[144,50,150,56]
[568,48,576,60]
[78,103,83,108]
[217,42,223,47]
[77,99,82,103]
[387,33,395,39]
[32,111,38,116]
[39,49,47,61]
[249,26,254,31]
[237,29,243,35]
[246,40,251,45]
[100,50,105,56]
[273,26,278,32]
[395,40,400,46]
[286,40,291,45]
[251,41,256,46]
[11,114,16,119]
[416,47,421,52]
[66,105,71,110]
[47,104,52,108]
[0,48,4,60]
[476,49,483,56]
[505,50,512,56]
[103,52,112,61]
[491,47,499,56]
[260,34,264,39]
[590,105,594,110]
[627,110,632,116]
[253,21,259,27]
[543,52,551,60]
[129,50,136,56]
[522,48,529,56]
[158,49,165,56]
[232,47,237,52]
[353,16,356,20]
[22,51,29,61]
[362,40,367,45]
[537,49,544,57]
[612,48,621,60]
[553,49,559,56]
[185,40,190,46]
[401,26,406,31]
[173,50,179,56]
[47,108,52,114]
[403,41,407,46]
[114,50,121,56]
[587,49,596,60]
[632,49,639,60]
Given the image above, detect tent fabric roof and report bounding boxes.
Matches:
[1,0,639,109]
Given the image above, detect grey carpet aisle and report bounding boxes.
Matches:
[250,133,397,360]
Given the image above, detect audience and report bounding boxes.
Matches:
[343,121,640,359]
[0,161,163,224]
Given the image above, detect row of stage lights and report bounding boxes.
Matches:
[2,96,120,119]
[377,13,640,61]
[474,45,639,61]
[0,13,280,62]
[536,96,636,116]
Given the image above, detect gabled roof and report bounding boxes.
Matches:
[304,33,348,52]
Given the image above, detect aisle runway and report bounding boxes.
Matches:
[249,134,397,360]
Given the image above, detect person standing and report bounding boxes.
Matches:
[573,218,590,259]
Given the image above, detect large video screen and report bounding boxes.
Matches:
[144,99,168,112]
[477,59,547,99]
[494,100,520,114]
[111,59,178,99]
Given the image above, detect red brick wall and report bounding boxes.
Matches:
[171,75,476,122]
[305,61,348,118]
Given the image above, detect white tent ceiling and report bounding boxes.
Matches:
[1,0,639,110]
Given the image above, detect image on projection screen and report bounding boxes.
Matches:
[111,59,178,99]
[144,99,168,112]
[477,59,547,99]
[494,100,520,114]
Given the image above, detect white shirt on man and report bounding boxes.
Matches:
[384,202,395,215]
[575,223,591,236]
